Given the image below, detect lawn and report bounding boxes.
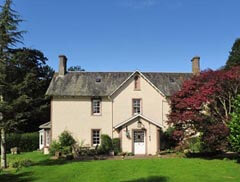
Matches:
[0,152,240,182]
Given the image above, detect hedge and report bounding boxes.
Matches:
[0,132,39,153]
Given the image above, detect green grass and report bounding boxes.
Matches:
[0,151,240,182]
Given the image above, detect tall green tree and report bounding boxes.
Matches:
[0,0,25,168]
[225,38,240,69]
[6,48,54,132]
[228,95,240,153]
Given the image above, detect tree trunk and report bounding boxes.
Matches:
[1,128,7,168]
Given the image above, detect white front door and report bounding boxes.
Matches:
[134,130,145,155]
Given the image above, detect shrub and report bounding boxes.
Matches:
[188,137,202,153]
[11,159,33,169]
[49,131,76,156]
[112,138,121,155]
[49,140,62,156]
[160,127,177,150]
[3,132,38,153]
[127,152,134,156]
[62,146,72,155]
[59,131,76,147]
[98,134,113,154]
[228,95,240,153]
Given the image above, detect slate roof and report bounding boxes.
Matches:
[46,71,192,97]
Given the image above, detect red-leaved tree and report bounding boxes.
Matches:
[168,66,240,152]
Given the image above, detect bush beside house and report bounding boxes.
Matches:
[49,131,76,157]
[49,132,122,159]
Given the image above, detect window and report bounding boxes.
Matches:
[134,75,140,90]
[40,134,43,145]
[92,129,100,146]
[92,99,101,115]
[46,130,50,146]
[133,99,141,115]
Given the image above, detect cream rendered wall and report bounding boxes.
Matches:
[51,97,112,146]
[112,75,169,130]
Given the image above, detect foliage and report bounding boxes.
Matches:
[168,66,240,151]
[49,131,76,156]
[188,137,202,153]
[68,65,85,72]
[59,131,76,147]
[112,138,121,155]
[0,0,25,51]
[49,140,62,156]
[0,48,54,132]
[0,0,25,130]
[228,95,240,152]
[98,134,113,154]
[0,132,38,153]
[225,38,240,69]
[201,122,229,152]
[61,146,72,155]
[0,1,54,133]
[10,159,33,169]
[160,127,178,150]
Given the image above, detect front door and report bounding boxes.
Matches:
[134,130,145,155]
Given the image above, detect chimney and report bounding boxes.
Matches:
[59,55,67,76]
[191,56,200,75]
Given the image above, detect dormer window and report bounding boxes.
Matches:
[96,77,101,83]
[134,75,140,90]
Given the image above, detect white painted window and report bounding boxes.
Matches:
[92,130,100,146]
[133,99,141,115]
[92,99,101,115]
[46,130,50,146]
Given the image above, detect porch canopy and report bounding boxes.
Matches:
[113,114,164,130]
[39,122,51,129]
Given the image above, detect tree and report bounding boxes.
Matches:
[225,38,240,69]
[5,48,54,132]
[0,0,25,168]
[68,65,85,72]
[228,95,240,153]
[168,66,240,152]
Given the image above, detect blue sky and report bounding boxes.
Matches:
[3,0,240,72]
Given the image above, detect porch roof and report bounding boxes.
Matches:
[113,114,164,129]
[39,122,51,129]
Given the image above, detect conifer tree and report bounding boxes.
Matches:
[225,39,240,69]
[0,0,24,168]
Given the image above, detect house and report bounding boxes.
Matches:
[40,55,200,155]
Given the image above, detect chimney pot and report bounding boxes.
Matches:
[191,56,200,75]
[59,55,67,76]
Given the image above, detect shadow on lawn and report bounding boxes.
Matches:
[33,158,93,166]
[0,172,35,182]
[121,176,168,182]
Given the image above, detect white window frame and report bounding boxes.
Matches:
[92,99,101,115]
[133,99,141,115]
[92,129,100,146]
[46,130,50,146]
